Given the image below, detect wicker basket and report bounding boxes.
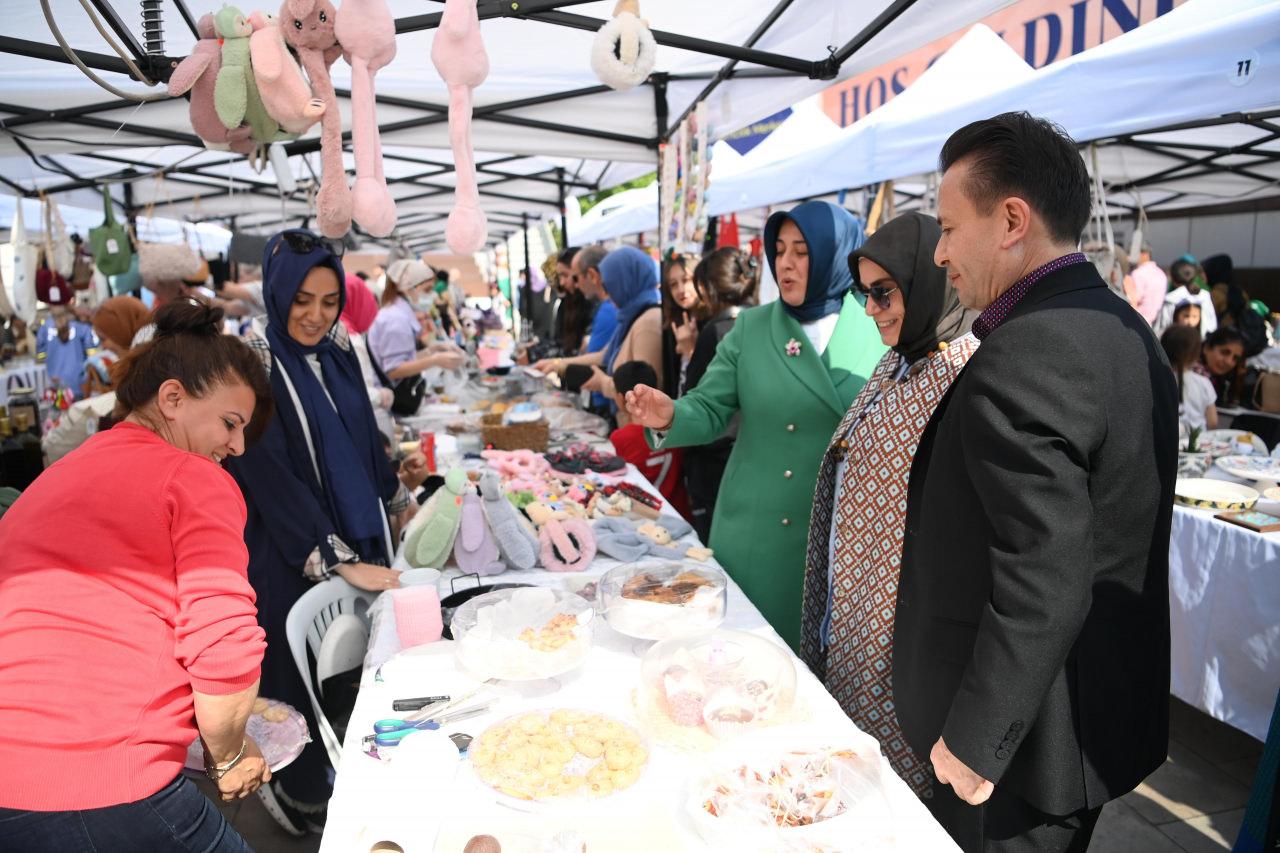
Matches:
[481,414,550,451]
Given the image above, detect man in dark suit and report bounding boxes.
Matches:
[893,112,1179,852]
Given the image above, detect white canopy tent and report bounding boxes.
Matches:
[569,90,846,244]
[0,0,1014,252]
[707,0,1280,217]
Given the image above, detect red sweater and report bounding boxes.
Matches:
[610,423,691,519]
[0,422,266,810]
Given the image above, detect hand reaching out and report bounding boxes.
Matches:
[931,737,994,805]
[624,384,675,430]
[335,562,401,592]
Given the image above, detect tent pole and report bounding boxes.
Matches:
[557,168,568,248]
[522,213,533,331]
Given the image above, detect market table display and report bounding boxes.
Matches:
[320,452,959,851]
[1172,441,1280,742]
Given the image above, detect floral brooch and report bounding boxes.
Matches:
[785,338,802,357]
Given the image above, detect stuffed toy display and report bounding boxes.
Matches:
[590,0,657,92]
[337,0,398,237]
[431,0,489,254]
[167,14,256,153]
[213,6,281,144]
[403,467,467,568]
[479,471,539,571]
[593,516,713,563]
[280,0,352,237]
[250,9,325,134]
[453,490,505,576]
[526,501,596,573]
[481,448,550,492]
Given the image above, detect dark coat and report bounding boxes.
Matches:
[893,261,1179,816]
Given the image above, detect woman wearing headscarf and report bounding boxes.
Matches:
[625,201,886,650]
[799,212,978,797]
[537,245,665,402]
[92,295,152,357]
[225,230,409,834]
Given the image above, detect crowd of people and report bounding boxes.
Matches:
[0,110,1271,853]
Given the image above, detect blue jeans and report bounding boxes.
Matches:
[0,773,251,852]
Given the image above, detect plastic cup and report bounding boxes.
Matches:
[392,586,443,648]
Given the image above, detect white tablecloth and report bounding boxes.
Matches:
[1169,503,1280,741]
[321,466,958,852]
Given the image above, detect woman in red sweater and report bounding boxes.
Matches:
[0,299,275,851]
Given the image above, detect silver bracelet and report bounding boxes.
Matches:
[205,739,247,782]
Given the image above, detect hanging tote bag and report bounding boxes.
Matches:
[109,252,142,296]
[136,179,199,287]
[88,185,132,277]
[43,194,75,278]
[1,194,40,323]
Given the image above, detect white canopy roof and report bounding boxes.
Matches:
[708,0,1280,216]
[0,0,1013,251]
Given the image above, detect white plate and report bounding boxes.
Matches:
[1174,477,1259,511]
[1264,487,1280,502]
[1215,455,1280,481]
[1199,429,1268,455]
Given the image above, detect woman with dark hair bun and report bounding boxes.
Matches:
[0,297,274,852]
[680,247,756,540]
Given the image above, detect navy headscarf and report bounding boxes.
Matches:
[763,201,865,323]
[262,230,390,561]
[599,246,661,372]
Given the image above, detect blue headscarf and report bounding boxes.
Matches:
[763,201,865,323]
[262,230,390,561]
[599,246,661,372]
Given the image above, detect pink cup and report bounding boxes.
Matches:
[392,585,443,649]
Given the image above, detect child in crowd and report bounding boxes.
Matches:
[1200,326,1247,405]
[36,305,95,393]
[1172,300,1201,329]
[609,360,690,520]
[1162,325,1218,431]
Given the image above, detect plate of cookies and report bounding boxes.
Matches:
[599,562,727,641]
[468,709,648,803]
[184,697,309,773]
[452,588,594,681]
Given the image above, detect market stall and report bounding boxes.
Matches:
[1172,435,1280,742]
[303,371,960,851]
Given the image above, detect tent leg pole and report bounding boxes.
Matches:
[557,167,568,248]
[522,213,533,336]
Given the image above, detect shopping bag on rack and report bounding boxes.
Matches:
[1,194,39,323]
[88,185,132,277]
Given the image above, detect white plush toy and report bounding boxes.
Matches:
[590,0,657,92]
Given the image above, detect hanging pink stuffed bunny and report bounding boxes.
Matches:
[250,10,325,135]
[431,0,489,254]
[279,0,352,237]
[336,0,398,237]
[167,14,255,154]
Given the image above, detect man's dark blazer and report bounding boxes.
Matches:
[893,260,1179,816]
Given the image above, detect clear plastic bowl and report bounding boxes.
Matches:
[637,629,796,742]
[452,587,593,681]
[598,562,727,641]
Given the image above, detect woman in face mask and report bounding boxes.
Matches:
[367,259,466,382]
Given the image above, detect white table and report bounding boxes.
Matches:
[321,466,958,852]
[1169,501,1280,742]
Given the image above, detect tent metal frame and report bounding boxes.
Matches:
[0,0,922,249]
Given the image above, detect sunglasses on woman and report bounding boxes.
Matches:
[273,231,345,258]
[853,281,898,310]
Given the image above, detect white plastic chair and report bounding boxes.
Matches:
[285,576,378,769]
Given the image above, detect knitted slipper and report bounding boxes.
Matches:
[404,468,466,568]
[453,491,505,576]
[479,471,539,570]
[539,517,596,572]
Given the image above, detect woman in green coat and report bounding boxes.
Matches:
[625,201,886,650]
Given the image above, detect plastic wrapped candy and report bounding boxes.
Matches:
[452,587,593,681]
[599,562,726,641]
[637,629,796,745]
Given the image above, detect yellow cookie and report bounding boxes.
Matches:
[604,742,634,771]
[587,777,614,798]
[610,766,641,789]
[572,736,604,759]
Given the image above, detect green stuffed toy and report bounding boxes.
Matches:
[213,5,280,143]
[403,468,468,569]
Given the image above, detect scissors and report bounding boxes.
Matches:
[369,704,491,748]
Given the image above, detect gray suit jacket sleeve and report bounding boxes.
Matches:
[941,322,1107,784]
